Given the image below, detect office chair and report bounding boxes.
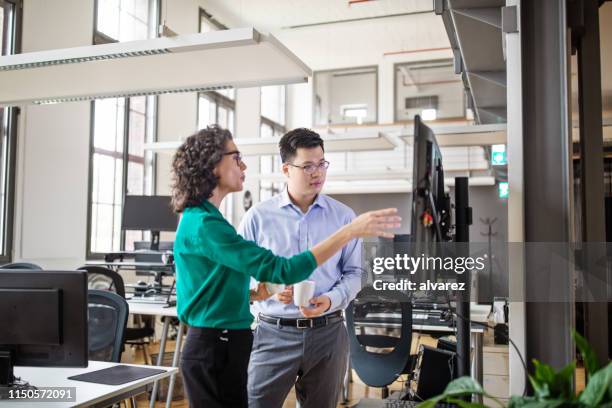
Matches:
[78,265,155,364]
[0,262,42,270]
[88,289,129,363]
[345,287,415,399]
[79,265,126,296]
[88,290,138,408]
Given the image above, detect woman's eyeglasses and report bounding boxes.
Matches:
[287,160,330,175]
[223,150,243,166]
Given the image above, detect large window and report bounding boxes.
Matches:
[0,0,21,263]
[197,91,235,134]
[259,85,286,201]
[87,0,158,256]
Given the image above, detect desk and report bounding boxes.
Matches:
[86,260,172,269]
[127,301,183,408]
[86,260,174,283]
[0,361,176,408]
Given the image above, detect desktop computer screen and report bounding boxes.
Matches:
[122,195,178,251]
[122,195,178,232]
[0,270,88,387]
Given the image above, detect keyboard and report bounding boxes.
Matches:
[381,400,456,408]
[127,294,176,304]
[354,398,456,408]
[356,310,452,328]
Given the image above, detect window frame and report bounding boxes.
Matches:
[392,59,466,123]
[86,0,160,259]
[312,65,379,127]
[0,0,22,264]
[196,90,236,131]
[259,85,287,201]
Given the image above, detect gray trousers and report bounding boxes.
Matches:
[247,318,348,408]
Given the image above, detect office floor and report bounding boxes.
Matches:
[128,338,587,408]
[128,339,408,408]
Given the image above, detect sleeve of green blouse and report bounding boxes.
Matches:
[190,214,317,284]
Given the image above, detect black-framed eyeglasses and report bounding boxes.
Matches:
[287,160,330,175]
[223,150,243,166]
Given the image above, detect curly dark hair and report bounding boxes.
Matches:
[171,125,233,213]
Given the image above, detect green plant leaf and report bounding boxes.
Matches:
[517,400,566,408]
[578,361,612,407]
[572,330,599,376]
[532,359,556,389]
[444,376,486,396]
[553,362,577,400]
[416,399,442,408]
[445,397,490,408]
[528,374,551,399]
[508,395,536,407]
[530,359,576,400]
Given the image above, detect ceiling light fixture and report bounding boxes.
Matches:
[0,28,311,106]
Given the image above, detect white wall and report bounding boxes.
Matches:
[12,0,94,269]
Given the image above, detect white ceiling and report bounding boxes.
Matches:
[194,0,450,70]
[198,0,433,32]
[194,0,610,111]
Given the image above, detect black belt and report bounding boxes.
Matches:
[259,311,343,329]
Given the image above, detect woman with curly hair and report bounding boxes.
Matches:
[172,125,400,408]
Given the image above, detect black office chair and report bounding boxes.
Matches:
[88,289,129,363]
[78,265,155,363]
[0,262,43,270]
[88,290,138,407]
[78,265,126,296]
[345,287,415,398]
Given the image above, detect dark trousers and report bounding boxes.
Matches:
[180,327,253,408]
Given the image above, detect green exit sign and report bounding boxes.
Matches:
[492,144,507,166]
[498,182,509,199]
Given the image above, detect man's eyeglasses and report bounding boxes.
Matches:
[287,160,330,175]
[223,150,243,166]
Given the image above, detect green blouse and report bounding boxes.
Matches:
[174,200,317,329]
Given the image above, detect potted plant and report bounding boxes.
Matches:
[417,331,612,408]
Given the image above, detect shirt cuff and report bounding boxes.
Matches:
[323,290,343,313]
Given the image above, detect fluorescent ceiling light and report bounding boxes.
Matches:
[0,29,258,71]
[144,132,397,155]
[0,28,311,106]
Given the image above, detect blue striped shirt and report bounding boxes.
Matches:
[238,189,363,318]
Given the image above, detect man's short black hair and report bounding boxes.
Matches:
[278,128,325,163]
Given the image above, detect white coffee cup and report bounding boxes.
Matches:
[293,280,316,307]
[264,282,285,295]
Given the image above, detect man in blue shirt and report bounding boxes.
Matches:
[239,128,362,408]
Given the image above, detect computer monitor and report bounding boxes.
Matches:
[122,195,178,250]
[0,270,88,387]
[411,115,451,244]
[411,115,452,285]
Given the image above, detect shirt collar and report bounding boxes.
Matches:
[201,199,223,216]
[278,188,327,210]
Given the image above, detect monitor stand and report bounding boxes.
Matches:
[0,350,36,394]
[0,350,15,387]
